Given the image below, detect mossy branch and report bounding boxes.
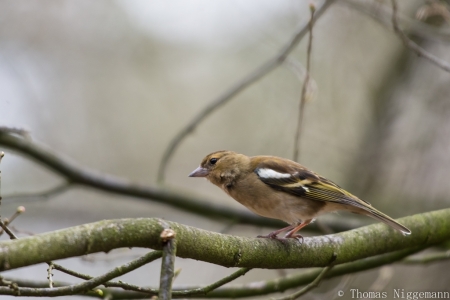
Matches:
[0,209,449,272]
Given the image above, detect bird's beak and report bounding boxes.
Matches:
[188,166,209,177]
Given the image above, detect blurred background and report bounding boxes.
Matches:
[0,0,449,299]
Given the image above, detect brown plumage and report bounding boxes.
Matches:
[189,150,411,241]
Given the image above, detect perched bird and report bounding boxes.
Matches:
[189,150,411,241]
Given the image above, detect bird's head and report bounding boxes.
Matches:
[189,150,237,178]
[189,150,249,185]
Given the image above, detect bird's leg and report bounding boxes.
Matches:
[257,225,294,240]
[284,219,313,243]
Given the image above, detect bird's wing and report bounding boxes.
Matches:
[254,160,371,210]
[253,158,411,235]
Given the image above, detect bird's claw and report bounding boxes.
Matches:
[285,234,304,244]
[257,233,282,240]
[257,233,304,244]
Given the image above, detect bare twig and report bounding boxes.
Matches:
[0,206,25,236]
[0,152,3,227]
[0,251,162,297]
[54,260,160,294]
[401,250,450,264]
[0,151,3,207]
[293,3,315,162]
[52,263,92,281]
[157,0,336,182]
[274,253,336,300]
[0,247,424,298]
[47,263,54,288]
[391,0,450,73]
[159,229,177,300]
[0,220,18,240]
[283,58,318,103]
[0,153,20,240]
[3,183,71,202]
[174,268,251,297]
[0,276,19,296]
[343,0,450,43]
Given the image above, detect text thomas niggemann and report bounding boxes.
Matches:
[350,289,449,299]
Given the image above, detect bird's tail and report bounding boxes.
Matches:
[363,207,411,235]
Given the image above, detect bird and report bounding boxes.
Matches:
[189,150,411,241]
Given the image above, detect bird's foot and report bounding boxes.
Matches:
[257,233,284,241]
[257,232,303,244]
[284,233,304,244]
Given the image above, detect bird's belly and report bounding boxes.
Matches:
[227,188,324,224]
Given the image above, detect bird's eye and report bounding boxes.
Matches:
[209,158,218,165]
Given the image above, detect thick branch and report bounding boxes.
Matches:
[0,209,448,271]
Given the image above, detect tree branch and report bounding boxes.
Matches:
[293,4,315,162]
[343,0,450,43]
[159,228,177,300]
[3,183,71,202]
[0,209,448,271]
[391,0,450,73]
[0,251,162,297]
[274,253,336,300]
[401,250,450,264]
[0,246,425,298]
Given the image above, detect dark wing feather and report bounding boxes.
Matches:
[254,159,371,208]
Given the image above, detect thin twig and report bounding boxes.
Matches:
[0,206,25,236]
[0,247,424,298]
[342,0,450,43]
[0,152,3,233]
[401,250,450,264]
[0,251,163,297]
[3,183,71,202]
[391,0,450,73]
[52,263,92,280]
[54,261,159,294]
[157,0,336,182]
[47,263,54,288]
[174,268,251,297]
[0,151,3,210]
[0,154,20,240]
[274,253,337,300]
[0,220,18,240]
[159,229,177,300]
[293,4,315,162]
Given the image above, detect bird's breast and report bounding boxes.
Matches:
[225,177,325,224]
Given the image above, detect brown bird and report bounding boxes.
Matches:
[189,150,411,241]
